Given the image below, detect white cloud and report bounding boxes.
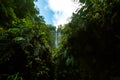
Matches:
[48,0,81,28]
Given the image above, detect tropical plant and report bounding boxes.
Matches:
[55,0,120,80]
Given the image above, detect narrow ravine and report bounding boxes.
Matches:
[1,0,120,80]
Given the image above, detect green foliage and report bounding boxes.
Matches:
[7,73,22,80]
[0,0,54,80]
[43,24,56,49]
[55,0,120,80]
[1,0,120,80]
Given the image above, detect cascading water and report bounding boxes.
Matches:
[55,30,58,47]
[55,27,61,48]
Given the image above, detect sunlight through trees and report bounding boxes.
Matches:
[0,0,120,80]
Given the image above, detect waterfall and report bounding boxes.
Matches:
[55,27,61,48]
[55,30,58,47]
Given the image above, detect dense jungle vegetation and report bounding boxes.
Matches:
[0,0,120,80]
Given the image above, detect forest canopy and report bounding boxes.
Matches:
[0,0,55,79]
[0,0,120,80]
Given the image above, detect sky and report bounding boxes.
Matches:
[34,0,80,28]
